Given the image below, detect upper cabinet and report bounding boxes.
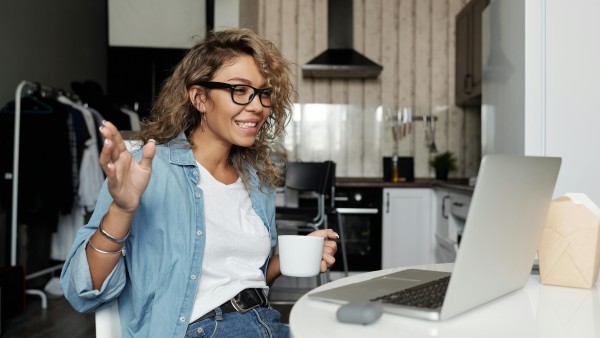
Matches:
[455,0,490,107]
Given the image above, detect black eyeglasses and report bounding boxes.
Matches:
[197,81,272,108]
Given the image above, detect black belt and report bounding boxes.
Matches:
[191,288,268,324]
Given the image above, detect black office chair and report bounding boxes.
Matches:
[270,161,336,306]
[275,161,336,234]
[272,162,336,291]
[275,161,352,279]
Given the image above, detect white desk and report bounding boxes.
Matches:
[289,263,600,338]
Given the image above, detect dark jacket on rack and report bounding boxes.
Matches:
[0,96,74,218]
[0,96,74,276]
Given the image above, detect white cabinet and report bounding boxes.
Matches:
[433,188,454,263]
[382,188,434,269]
[432,188,472,263]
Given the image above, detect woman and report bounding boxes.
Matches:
[60,28,338,338]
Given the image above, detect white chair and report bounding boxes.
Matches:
[95,300,122,338]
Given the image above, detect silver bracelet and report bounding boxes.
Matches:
[98,215,130,243]
[87,239,126,256]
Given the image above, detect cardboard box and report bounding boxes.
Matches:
[538,193,600,288]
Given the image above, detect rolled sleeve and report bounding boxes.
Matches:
[61,234,127,313]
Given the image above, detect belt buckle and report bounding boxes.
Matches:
[230,289,264,314]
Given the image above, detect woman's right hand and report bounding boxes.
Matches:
[98,121,156,214]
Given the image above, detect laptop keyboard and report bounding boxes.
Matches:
[370,276,451,309]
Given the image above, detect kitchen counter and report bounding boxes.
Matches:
[335,177,474,193]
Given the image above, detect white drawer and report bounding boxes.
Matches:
[449,192,471,220]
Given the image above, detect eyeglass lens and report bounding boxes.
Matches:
[231,85,272,107]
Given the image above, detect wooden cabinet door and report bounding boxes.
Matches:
[455,7,471,105]
[470,0,490,96]
[455,0,490,106]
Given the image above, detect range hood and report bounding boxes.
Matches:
[302,0,383,79]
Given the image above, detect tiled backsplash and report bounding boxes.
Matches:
[283,103,481,178]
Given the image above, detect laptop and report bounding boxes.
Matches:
[309,154,561,321]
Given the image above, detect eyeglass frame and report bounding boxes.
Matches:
[196,81,272,108]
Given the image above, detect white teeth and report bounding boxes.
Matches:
[237,121,257,128]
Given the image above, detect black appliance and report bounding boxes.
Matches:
[302,0,383,78]
[331,187,382,272]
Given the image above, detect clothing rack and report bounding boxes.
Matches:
[10,80,73,309]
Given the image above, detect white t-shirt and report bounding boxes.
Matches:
[189,162,271,322]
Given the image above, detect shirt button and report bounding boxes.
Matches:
[179,316,186,323]
[195,192,201,198]
[196,230,203,236]
[191,274,197,280]
[193,170,198,176]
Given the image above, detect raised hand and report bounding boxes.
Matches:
[98,121,156,214]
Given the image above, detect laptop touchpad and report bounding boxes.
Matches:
[355,277,420,292]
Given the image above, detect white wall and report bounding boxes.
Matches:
[214,0,240,31]
[108,0,206,48]
[544,0,600,204]
[483,0,600,204]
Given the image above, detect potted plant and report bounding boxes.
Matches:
[429,151,457,181]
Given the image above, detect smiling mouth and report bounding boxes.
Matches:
[236,121,258,128]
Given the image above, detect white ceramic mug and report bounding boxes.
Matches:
[278,235,324,277]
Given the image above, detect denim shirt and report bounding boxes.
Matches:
[60,134,278,338]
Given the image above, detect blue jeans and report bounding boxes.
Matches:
[185,306,290,338]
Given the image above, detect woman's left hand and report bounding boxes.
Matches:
[308,229,339,272]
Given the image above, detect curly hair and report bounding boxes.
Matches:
[138,28,294,188]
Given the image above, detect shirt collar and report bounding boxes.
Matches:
[166,132,263,189]
[167,133,196,166]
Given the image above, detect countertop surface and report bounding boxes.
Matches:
[336,177,474,193]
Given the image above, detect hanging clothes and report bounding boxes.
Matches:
[0,95,74,220]
[3,80,140,274]
[0,94,73,280]
[50,96,104,260]
[57,95,104,211]
[121,106,142,131]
